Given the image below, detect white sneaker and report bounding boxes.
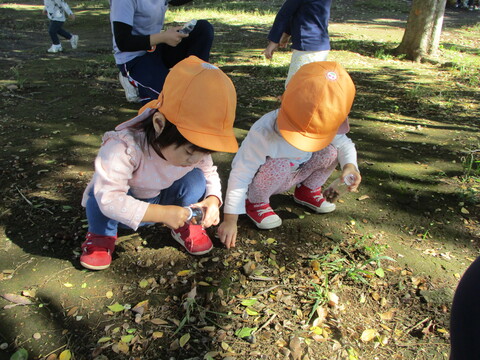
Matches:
[118,72,141,103]
[70,35,79,49]
[47,44,63,53]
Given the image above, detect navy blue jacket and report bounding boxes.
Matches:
[268,0,332,51]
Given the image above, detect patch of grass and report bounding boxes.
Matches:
[307,281,330,323]
[353,0,409,12]
[9,65,27,88]
[460,147,480,205]
[461,148,480,181]
[374,48,395,60]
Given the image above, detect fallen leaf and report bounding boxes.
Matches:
[179,333,190,347]
[115,341,129,354]
[360,329,379,342]
[152,331,163,339]
[66,307,79,317]
[132,300,148,314]
[97,337,111,344]
[312,307,328,327]
[120,335,134,344]
[150,318,168,325]
[58,350,71,360]
[199,326,215,332]
[1,293,32,305]
[246,308,259,316]
[107,303,125,312]
[241,298,257,307]
[379,309,396,321]
[235,327,257,338]
[177,270,192,277]
[328,292,339,307]
[289,336,302,360]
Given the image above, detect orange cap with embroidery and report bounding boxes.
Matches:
[277,61,356,152]
[116,56,238,153]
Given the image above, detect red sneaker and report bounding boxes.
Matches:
[80,232,117,270]
[294,184,336,213]
[245,199,282,229]
[171,224,213,255]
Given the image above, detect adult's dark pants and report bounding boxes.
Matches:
[450,256,480,359]
[119,20,214,104]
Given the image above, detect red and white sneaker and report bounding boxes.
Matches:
[245,199,282,230]
[294,184,336,213]
[171,224,213,255]
[80,232,117,270]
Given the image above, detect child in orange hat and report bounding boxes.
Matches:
[80,56,238,270]
[218,61,361,249]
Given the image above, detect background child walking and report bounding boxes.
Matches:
[43,0,79,53]
[80,56,238,270]
[218,61,361,249]
[263,0,333,86]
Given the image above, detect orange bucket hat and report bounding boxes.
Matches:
[116,56,238,153]
[277,61,356,152]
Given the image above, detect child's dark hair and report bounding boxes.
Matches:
[139,113,212,154]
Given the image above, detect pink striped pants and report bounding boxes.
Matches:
[247,145,338,204]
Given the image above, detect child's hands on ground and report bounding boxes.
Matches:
[263,41,279,59]
[217,214,239,249]
[193,196,220,228]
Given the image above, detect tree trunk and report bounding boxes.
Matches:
[395,0,447,62]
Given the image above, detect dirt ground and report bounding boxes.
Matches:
[0,0,479,359]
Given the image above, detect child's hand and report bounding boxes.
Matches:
[143,204,190,229]
[193,196,220,228]
[161,205,191,229]
[342,163,361,192]
[157,26,188,47]
[217,214,239,249]
[263,41,279,59]
[323,164,361,203]
[278,32,290,48]
[69,13,76,21]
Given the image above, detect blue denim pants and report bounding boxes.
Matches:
[85,168,206,237]
[48,20,72,45]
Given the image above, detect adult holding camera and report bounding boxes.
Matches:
[111,0,214,104]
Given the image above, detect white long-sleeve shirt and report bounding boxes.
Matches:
[224,109,358,214]
[44,0,73,22]
[81,129,222,230]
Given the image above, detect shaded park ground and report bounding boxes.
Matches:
[0,0,479,359]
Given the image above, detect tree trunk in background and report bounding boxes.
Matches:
[395,0,447,62]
